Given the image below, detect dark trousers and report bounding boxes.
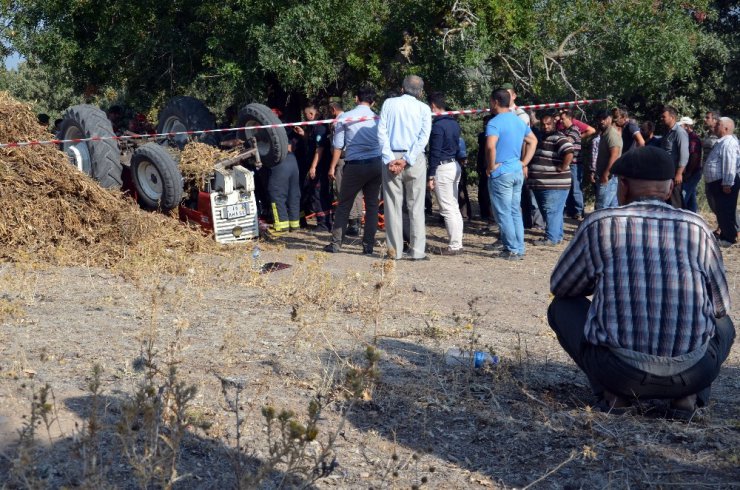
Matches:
[706,175,740,243]
[478,172,492,221]
[302,162,333,229]
[668,182,683,209]
[458,166,471,219]
[267,155,300,230]
[330,158,383,251]
[521,182,545,229]
[547,296,735,406]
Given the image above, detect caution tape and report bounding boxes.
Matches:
[0,98,606,149]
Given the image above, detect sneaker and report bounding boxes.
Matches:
[433,247,464,256]
[483,241,504,251]
[362,246,374,256]
[403,253,430,261]
[534,238,559,246]
[323,244,340,253]
[495,250,523,261]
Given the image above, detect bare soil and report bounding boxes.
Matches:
[0,213,738,489]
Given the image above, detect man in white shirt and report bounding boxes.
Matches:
[377,75,433,260]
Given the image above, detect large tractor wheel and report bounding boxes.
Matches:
[156,96,217,149]
[237,103,288,168]
[59,105,123,188]
[130,143,183,212]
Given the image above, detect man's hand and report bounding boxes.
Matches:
[293,126,305,137]
[309,165,317,180]
[590,173,596,184]
[522,163,528,179]
[427,178,435,191]
[674,174,683,185]
[723,185,732,194]
[600,172,609,185]
[328,166,336,181]
[389,159,407,175]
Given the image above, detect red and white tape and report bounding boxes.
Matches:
[0,98,605,149]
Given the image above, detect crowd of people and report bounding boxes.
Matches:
[261,77,738,264]
[264,77,736,416]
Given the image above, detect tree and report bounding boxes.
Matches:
[0,0,736,120]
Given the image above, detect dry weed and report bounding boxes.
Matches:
[0,92,225,278]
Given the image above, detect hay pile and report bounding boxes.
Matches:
[178,142,233,192]
[0,92,217,273]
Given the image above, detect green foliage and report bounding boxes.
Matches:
[0,0,737,117]
[0,59,81,117]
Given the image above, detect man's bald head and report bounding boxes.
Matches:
[402,75,424,99]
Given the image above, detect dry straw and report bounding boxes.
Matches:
[0,92,220,274]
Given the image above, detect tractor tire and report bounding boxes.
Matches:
[157,96,217,149]
[59,104,123,188]
[130,143,183,212]
[238,103,288,168]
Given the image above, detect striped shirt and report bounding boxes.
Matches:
[703,134,740,186]
[551,199,730,357]
[563,124,582,165]
[528,131,573,190]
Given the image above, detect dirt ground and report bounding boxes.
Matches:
[0,206,739,489]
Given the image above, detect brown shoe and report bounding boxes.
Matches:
[597,390,631,414]
[434,247,464,256]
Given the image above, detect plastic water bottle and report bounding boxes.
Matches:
[445,348,499,368]
[251,245,261,271]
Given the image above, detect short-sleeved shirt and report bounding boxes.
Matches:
[563,125,582,165]
[661,123,690,168]
[621,120,641,153]
[307,124,331,165]
[528,131,574,190]
[595,126,623,177]
[485,111,532,178]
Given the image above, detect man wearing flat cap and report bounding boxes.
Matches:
[547,146,735,416]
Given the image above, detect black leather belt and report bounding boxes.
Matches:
[345,157,382,165]
[439,158,457,165]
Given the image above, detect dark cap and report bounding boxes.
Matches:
[595,110,611,120]
[611,146,675,181]
[498,82,514,91]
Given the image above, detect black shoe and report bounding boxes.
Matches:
[403,253,430,261]
[483,241,504,251]
[323,244,340,253]
[362,246,374,256]
[346,226,360,237]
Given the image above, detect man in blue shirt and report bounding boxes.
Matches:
[377,75,433,260]
[485,88,538,260]
[323,86,383,255]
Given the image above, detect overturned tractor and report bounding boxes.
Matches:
[58,98,288,244]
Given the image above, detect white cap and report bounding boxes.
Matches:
[679,116,694,126]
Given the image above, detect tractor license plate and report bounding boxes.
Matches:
[225,203,248,220]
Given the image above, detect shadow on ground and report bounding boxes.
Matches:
[344,338,740,488]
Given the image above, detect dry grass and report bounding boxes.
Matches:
[0,92,241,279]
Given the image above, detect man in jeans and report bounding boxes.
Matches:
[427,92,464,255]
[594,111,623,209]
[704,117,740,247]
[549,147,735,415]
[485,88,538,260]
[324,86,383,255]
[560,109,586,220]
[528,114,574,245]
